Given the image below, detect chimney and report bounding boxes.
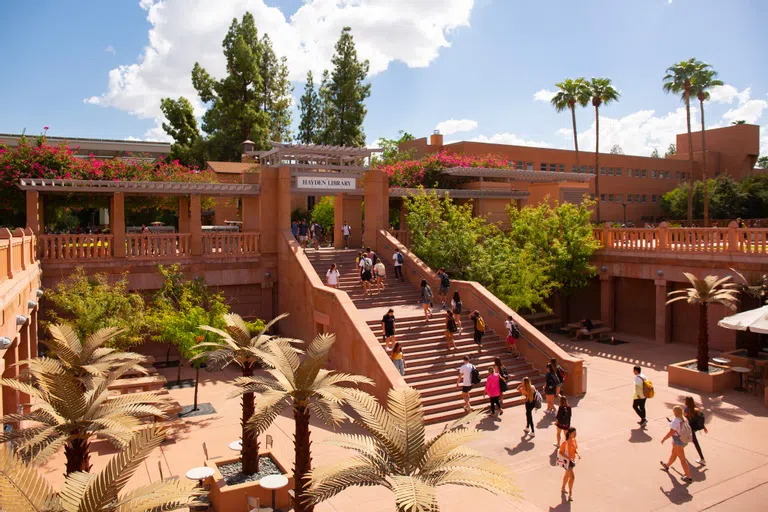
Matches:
[430,130,443,147]
[242,140,255,154]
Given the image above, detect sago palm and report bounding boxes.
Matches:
[551,78,590,167]
[0,425,202,512]
[587,77,620,223]
[305,387,518,512]
[193,313,291,474]
[663,58,700,225]
[234,332,373,512]
[667,273,739,372]
[690,63,724,226]
[0,362,167,475]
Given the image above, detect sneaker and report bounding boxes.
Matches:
[640,419,648,426]
[530,432,535,438]
[524,428,529,434]
[660,461,669,471]
[682,476,693,483]
[696,459,706,465]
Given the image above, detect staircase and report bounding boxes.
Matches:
[305,248,544,424]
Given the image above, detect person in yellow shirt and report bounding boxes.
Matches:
[390,343,405,376]
[559,427,579,501]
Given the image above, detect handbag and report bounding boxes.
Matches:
[556,454,570,469]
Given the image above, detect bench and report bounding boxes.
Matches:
[577,326,613,340]
[107,375,167,393]
[561,320,604,335]
[532,317,561,330]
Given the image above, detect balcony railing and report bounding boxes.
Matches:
[39,234,113,260]
[126,233,189,258]
[202,232,260,257]
[1,228,37,283]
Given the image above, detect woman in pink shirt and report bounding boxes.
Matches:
[484,367,502,417]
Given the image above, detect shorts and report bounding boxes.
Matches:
[385,327,395,338]
[556,423,570,431]
[672,435,685,447]
[343,234,350,239]
[421,299,431,305]
[362,270,372,282]
[505,335,517,345]
[461,386,472,393]
[299,235,308,242]
[439,285,449,294]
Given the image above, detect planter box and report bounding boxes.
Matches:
[668,360,738,393]
[723,350,768,370]
[206,451,294,512]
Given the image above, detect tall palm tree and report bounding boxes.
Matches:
[587,77,620,223]
[193,313,290,475]
[0,362,167,474]
[0,425,201,512]
[235,333,373,512]
[667,273,739,372]
[305,387,518,511]
[663,58,700,225]
[551,78,590,167]
[690,63,724,226]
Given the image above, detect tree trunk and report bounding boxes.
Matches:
[240,364,260,475]
[697,303,709,372]
[699,98,709,226]
[176,356,182,384]
[64,436,91,475]
[165,343,172,364]
[685,94,694,225]
[293,404,313,512]
[193,365,200,411]
[571,106,580,168]
[594,105,601,223]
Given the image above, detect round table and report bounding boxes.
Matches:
[732,366,751,391]
[260,474,289,512]
[712,357,731,365]
[229,440,242,451]
[185,466,215,487]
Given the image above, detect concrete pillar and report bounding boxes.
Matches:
[30,308,39,358]
[334,193,363,249]
[277,166,292,230]
[2,338,19,418]
[190,194,202,256]
[399,200,408,231]
[655,279,672,343]
[600,274,615,329]
[258,167,279,254]
[112,192,126,257]
[26,190,40,234]
[178,196,190,233]
[17,321,30,407]
[363,169,389,250]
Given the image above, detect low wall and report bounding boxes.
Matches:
[277,230,406,403]
[375,230,585,395]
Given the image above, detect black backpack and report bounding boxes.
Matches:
[499,368,509,392]
[447,318,457,333]
[470,365,481,385]
[511,322,521,339]
[396,252,404,264]
[440,273,450,288]
[371,253,378,265]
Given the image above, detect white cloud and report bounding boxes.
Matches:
[708,84,750,104]
[86,0,475,119]
[533,89,556,102]
[435,118,478,135]
[451,132,553,148]
[104,45,116,55]
[720,88,768,124]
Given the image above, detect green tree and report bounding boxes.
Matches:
[311,196,335,236]
[317,70,333,144]
[298,71,321,144]
[587,77,620,223]
[551,78,590,167]
[373,130,416,164]
[661,181,708,220]
[731,120,746,125]
[663,58,700,224]
[691,62,724,226]
[709,174,746,219]
[259,34,293,142]
[159,97,208,167]
[610,144,624,155]
[740,174,768,217]
[756,155,768,169]
[665,143,677,157]
[650,148,661,158]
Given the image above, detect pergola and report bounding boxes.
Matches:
[17,178,260,196]
[441,166,594,183]
[390,187,529,200]
[249,142,381,172]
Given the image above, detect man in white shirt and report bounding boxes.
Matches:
[456,355,474,412]
[633,365,647,426]
[342,221,351,249]
[359,254,373,295]
[392,249,405,282]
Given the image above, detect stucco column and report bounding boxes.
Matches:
[111,192,126,257]
[655,279,672,344]
[26,190,41,234]
[2,338,19,418]
[190,194,202,256]
[178,196,190,233]
[30,307,39,358]
[363,169,389,250]
[17,320,30,407]
[258,167,279,254]
[600,274,615,329]
[277,166,292,230]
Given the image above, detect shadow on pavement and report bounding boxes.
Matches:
[505,437,535,456]
[629,427,653,443]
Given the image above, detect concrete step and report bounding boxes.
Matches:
[409,363,542,393]
[423,395,528,424]
[402,354,529,382]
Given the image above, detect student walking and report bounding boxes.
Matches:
[551,358,565,396]
[445,311,458,350]
[456,356,475,412]
[504,315,520,356]
[393,249,405,281]
[517,376,536,437]
[298,220,309,248]
[381,309,396,351]
[633,365,648,426]
[437,268,450,307]
[470,310,485,350]
[555,395,572,447]
[419,279,433,320]
[326,263,340,289]
[559,427,579,501]
[359,253,373,296]
[374,259,386,292]
[660,405,693,483]
[494,356,508,412]
[545,363,559,413]
[342,221,351,248]
[291,220,299,240]
[684,396,708,465]
[451,291,463,330]
[311,221,322,249]
[484,366,502,417]
[391,343,405,376]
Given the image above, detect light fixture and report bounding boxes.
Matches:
[0,337,11,349]
[600,265,607,272]
[27,300,37,309]
[656,269,664,277]
[16,315,27,326]
[36,289,44,298]
[265,271,272,279]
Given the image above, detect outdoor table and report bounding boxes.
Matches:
[229,440,242,451]
[732,366,751,392]
[185,466,215,487]
[260,474,289,512]
[712,357,731,365]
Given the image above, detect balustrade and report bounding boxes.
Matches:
[202,232,260,256]
[38,234,113,260]
[125,233,189,258]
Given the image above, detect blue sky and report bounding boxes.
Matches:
[1,0,766,156]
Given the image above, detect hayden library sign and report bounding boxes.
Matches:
[295,175,357,191]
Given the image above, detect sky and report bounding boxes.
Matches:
[1,0,766,158]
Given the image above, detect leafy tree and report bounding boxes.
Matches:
[316,70,333,144]
[259,34,293,142]
[45,268,147,350]
[305,388,518,511]
[311,195,335,236]
[551,78,590,166]
[609,144,624,155]
[587,77,620,223]
[665,143,677,157]
[757,155,768,169]
[740,174,768,217]
[709,174,746,219]
[373,130,416,165]
[298,71,321,144]
[661,180,707,219]
[661,175,768,220]
[731,120,746,125]
[160,97,207,167]
[664,58,700,224]
[650,148,661,158]
[691,62,724,225]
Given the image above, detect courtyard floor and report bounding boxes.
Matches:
[37,336,768,511]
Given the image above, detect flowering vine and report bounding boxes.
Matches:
[376,151,515,188]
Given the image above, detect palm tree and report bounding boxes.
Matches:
[0,425,201,512]
[193,313,290,475]
[587,77,620,223]
[667,273,739,372]
[235,332,373,512]
[0,362,167,474]
[551,78,590,167]
[663,58,700,225]
[305,387,518,511]
[690,63,724,226]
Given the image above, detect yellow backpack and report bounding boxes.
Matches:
[642,378,655,399]
[476,317,486,332]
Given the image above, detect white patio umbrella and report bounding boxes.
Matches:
[718,305,768,335]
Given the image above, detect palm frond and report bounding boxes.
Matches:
[246,389,290,436]
[391,475,438,512]
[0,444,59,512]
[113,479,200,512]
[309,397,347,428]
[343,388,406,469]
[387,387,426,474]
[305,456,388,505]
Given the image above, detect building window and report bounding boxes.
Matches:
[666,171,671,179]
[541,163,548,172]
[634,169,640,177]
[651,170,657,178]
[516,161,523,170]
[616,194,623,202]
[642,195,647,203]
[600,167,606,175]
[627,168,633,177]
[572,164,579,172]
[608,168,614,176]
[616,167,622,176]
[600,194,606,202]
[550,163,557,172]
[635,194,640,202]
[608,194,614,202]
[559,164,566,172]
[627,195,633,203]
[652,195,657,203]
[527,162,534,170]
[642,169,647,177]
[588,166,594,174]
[675,171,680,179]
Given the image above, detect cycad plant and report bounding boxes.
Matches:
[690,62,723,226]
[193,313,290,474]
[305,387,518,512]
[667,273,739,371]
[586,77,620,223]
[551,78,590,167]
[234,332,372,512]
[0,363,167,474]
[0,425,201,512]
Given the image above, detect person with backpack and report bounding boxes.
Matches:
[545,363,559,413]
[342,221,351,249]
[517,376,537,437]
[456,355,477,413]
[470,310,485,350]
[312,221,322,249]
[359,253,373,296]
[451,291,463,330]
[494,357,508,412]
[393,249,405,281]
[374,259,386,293]
[419,279,433,320]
[504,315,520,357]
[555,395,572,447]
[551,357,565,396]
[633,365,651,427]
[445,311,458,350]
[381,309,396,351]
[684,396,708,465]
[558,427,579,501]
[297,220,309,248]
[660,405,693,483]
[367,247,378,266]
[484,366,502,418]
[437,268,450,307]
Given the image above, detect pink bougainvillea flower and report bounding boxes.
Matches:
[43,126,49,131]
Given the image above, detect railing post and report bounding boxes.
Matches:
[112,192,126,258]
[0,228,12,279]
[190,194,203,256]
[727,221,739,252]
[603,222,613,249]
[657,222,667,250]
[13,228,26,271]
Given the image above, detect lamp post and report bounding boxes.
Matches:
[622,202,628,226]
